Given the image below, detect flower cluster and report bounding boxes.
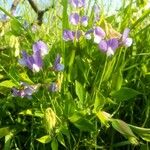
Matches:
[12,41,64,98]
[12,82,39,99]
[63,1,133,56]
[63,0,87,41]
[19,40,48,72]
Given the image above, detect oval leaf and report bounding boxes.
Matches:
[36,135,51,144]
[111,87,141,102]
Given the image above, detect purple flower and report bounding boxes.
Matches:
[49,82,59,92]
[81,16,88,27]
[121,28,133,47]
[33,41,48,56]
[63,30,75,41]
[12,82,38,98]
[99,38,118,56]
[70,0,85,8]
[53,54,64,71]
[63,30,82,41]
[19,50,43,72]
[94,27,106,44]
[69,13,80,25]
[85,29,93,40]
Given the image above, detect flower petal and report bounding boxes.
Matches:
[55,64,64,71]
[63,30,75,41]
[69,13,80,25]
[85,29,93,40]
[33,51,43,72]
[107,47,114,56]
[122,28,130,42]
[94,27,105,43]
[99,40,108,52]
[33,41,48,56]
[49,82,58,92]
[124,38,133,47]
[107,38,118,50]
[70,0,85,8]
[81,16,88,27]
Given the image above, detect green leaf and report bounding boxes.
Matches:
[111,70,123,91]
[57,133,66,147]
[140,134,150,142]
[129,124,150,142]
[0,80,16,88]
[63,93,76,117]
[111,87,141,102]
[19,72,33,84]
[4,133,13,150]
[93,93,105,112]
[69,113,95,132]
[19,109,32,116]
[10,19,24,36]
[36,135,51,144]
[51,138,58,150]
[129,124,150,134]
[0,127,10,139]
[103,57,116,81]
[75,80,85,103]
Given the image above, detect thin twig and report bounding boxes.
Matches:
[27,0,50,25]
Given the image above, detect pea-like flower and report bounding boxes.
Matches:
[19,50,43,72]
[69,13,80,25]
[53,54,64,71]
[85,29,93,40]
[70,0,85,8]
[81,16,88,27]
[121,28,133,47]
[99,38,118,56]
[12,82,38,98]
[63,30,75,41]
[94,27,106,44]
[63,30,82,41]
[33,40,48,56]
[69,13,88,27]
[49,82,59,92]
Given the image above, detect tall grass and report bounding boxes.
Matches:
[0,0,150,149]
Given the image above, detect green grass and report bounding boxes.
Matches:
[0,0,150,149]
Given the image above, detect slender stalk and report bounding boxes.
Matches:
[97,55,108,91]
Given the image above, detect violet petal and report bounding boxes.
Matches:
[70,0,85,8]
[63,30,75,41]
[94,27,105,43]
[99,40,108,52]
[81,16,88,27]
[69,13,80,25]
[107,38,118,50]
[33,41,48,56]
[122,28,130,42]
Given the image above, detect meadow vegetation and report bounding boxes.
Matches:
[0,0,150,149]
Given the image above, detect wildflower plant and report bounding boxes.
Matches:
[0,0,150,150]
